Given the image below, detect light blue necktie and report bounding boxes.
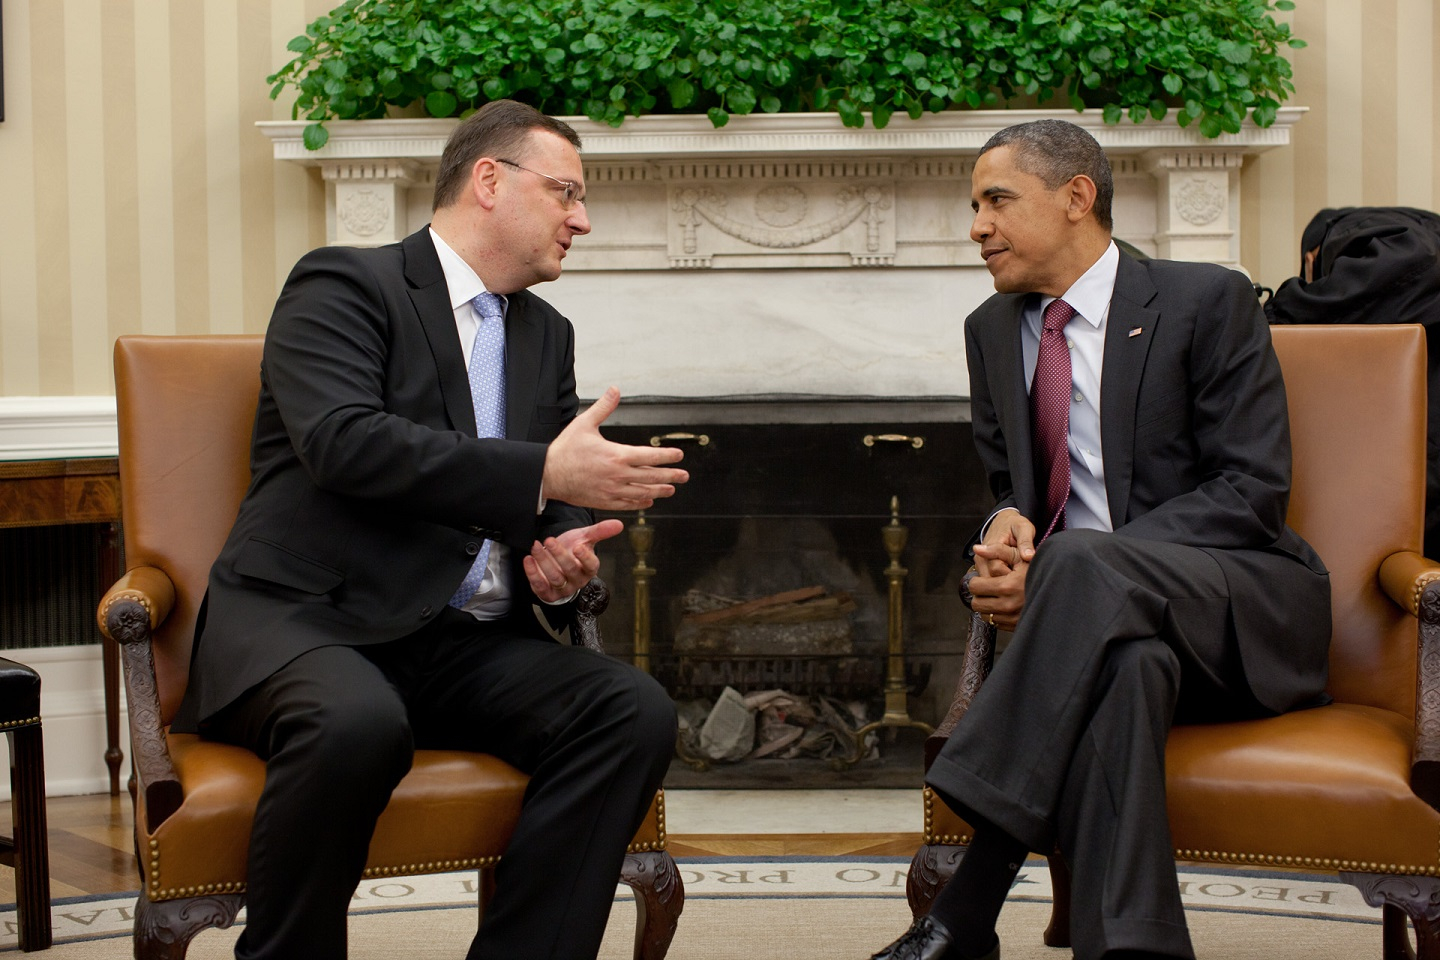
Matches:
[448,291,507,608]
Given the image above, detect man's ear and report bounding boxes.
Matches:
[1064,174,1099,224]
[469,157,501,210]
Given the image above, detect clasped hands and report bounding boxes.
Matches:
[969,509,1036,632]
[527,387,690,603]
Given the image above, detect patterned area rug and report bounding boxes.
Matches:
[1,857,1391,957]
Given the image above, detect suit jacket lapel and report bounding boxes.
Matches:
[1100,255,1160,527]
[504,291,543,441]
[403,229,477,435]
[982,296,1043,517]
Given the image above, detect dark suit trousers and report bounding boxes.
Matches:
[926,530,1273,960]
[205,607,676,960]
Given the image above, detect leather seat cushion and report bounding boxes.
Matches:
[926,704,1439,874]
[1167,703,1437,873]
[143,734,529,901]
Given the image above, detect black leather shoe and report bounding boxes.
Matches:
[869,915,1000,960]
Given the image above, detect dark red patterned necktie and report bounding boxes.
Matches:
[1032,299,1075,541]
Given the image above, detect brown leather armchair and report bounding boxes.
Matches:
[908,324,1440,958]
[98,335,683,960]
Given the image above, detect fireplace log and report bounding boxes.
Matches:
[682,586,828,624]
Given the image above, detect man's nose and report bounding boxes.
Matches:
[970,212,991,244]
[569,202,592,235]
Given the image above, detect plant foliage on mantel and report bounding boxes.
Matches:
[270,0,1304,150]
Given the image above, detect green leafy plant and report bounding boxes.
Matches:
[269,0,1304,150]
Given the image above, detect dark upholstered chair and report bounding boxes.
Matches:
[0,656,51,952]
[98,335,683,960]
[908,324,1440,958]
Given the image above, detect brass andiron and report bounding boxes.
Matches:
[629,510,655,675]
[837,495,934,768]
[631,508,711,771]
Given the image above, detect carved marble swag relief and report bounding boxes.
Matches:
[666,164,898,269]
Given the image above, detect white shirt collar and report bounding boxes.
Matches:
[1039,241,1119,328]
[428,227,496,311]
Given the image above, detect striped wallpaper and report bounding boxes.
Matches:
[0,0,1437,397]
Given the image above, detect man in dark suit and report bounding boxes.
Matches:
[170,100,689,960]
[871,120,1330,960]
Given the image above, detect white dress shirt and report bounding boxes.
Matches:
[984,241,1121,539]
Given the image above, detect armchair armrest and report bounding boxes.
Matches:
[924,569,997,770]
[1378,550,1440,810]
[570,577,609,654]
[1378,550,1440,617]
[97,566,184,832]
[97,565,177,639]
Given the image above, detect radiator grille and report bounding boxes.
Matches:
[0,524,116,649]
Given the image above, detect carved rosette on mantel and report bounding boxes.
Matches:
[1145,149,1244,264]
[326,159,427,247]
[259,108,1303,270]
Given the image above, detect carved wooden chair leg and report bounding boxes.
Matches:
[905,843,964,918]
[134,890,245,960]
[477,866,498,921]
[620,850,684,960]
[1044,855,1073,948]
[1417,910,1440,960]
[1343,873,1440,960]
[1381,904,1420,960]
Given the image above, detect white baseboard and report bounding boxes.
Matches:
[0,645,128,799]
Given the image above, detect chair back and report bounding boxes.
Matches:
[1270,324,1426,712]
[113,335,264,723]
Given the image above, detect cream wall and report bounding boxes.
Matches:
[0,0,329,396]
[0,0,1438,396]
[1242,0,1440,288]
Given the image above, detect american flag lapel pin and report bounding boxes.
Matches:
[1128,326,1144,338]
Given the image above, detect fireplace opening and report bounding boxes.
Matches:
[593,398,993,787]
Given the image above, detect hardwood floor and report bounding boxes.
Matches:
[0,794,924,902]
[0,794,138,902]
[669,833,922,858]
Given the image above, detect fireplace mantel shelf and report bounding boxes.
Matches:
[258,108,1303,163]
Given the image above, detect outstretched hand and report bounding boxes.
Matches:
[542,387,689,510]
[523,519,625,604]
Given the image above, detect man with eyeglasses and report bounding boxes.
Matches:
[169,99,689,960]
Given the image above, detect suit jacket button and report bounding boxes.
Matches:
[420,605,433,618]
[465,542,480,556]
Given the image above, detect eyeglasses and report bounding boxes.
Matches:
[496,159,585,210]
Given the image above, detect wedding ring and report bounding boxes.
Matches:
[985,613,995,626]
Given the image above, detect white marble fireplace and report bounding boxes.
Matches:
[259,108,1301,401]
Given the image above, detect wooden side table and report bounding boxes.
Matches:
[0,457,124,796]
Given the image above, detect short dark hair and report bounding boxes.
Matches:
[432,100,583,211]
[978,119,1114,232]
